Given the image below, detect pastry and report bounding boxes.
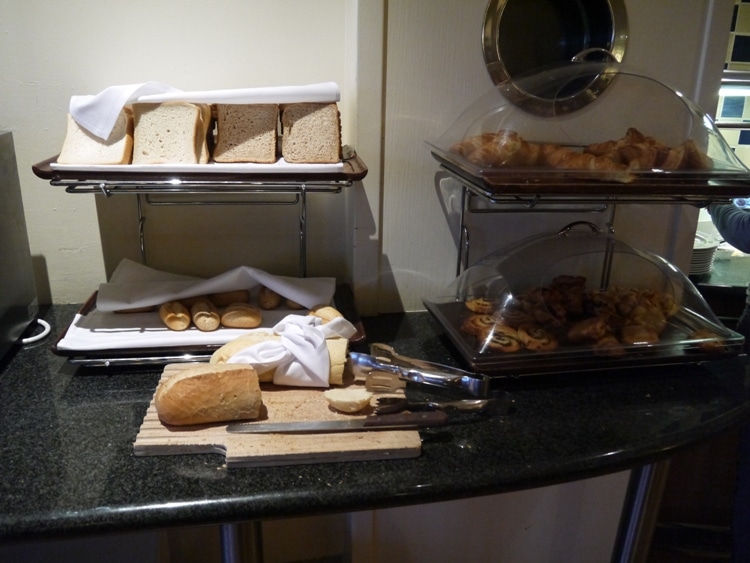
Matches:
[464,297,496,315]
[460,314,497,337]
[517,323,558,351]
[479,324,522,353]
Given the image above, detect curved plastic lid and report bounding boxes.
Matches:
[424,222,743,374]
[427,61,749,187]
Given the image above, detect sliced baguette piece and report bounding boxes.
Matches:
[57,109,134,164]
[132,102,205,164]
[281,102,341,163]
[323,387,373,413]
[154,363,262,426]
[213,104,279,163]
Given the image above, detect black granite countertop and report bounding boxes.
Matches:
[2,304,750,542]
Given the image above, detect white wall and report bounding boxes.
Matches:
[0,0,360,304]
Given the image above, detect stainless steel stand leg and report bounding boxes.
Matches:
[457,185,470,276]
[220,521,264,563]
[299,185,307,277]
[610,464,656,563]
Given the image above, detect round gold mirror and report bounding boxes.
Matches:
[482,0,628,116]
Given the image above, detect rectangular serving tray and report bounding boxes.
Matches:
[424,299,743,377]
[55,284,365,367]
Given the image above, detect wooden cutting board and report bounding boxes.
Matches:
[134,364,421,468]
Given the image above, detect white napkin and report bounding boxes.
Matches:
[227,314,357,387]
[96,259,336,313]
[69,81,340,141]
[137,81,340,105]
[69,81,181,140]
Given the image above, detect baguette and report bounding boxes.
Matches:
[159,301,191,331]
[154,363,262,426]
[210,332,349,385]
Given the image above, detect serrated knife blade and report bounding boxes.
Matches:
[226,410,449,434]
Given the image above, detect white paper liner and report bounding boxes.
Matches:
[96,259,336,313]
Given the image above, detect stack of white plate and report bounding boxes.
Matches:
[690,231,720,276]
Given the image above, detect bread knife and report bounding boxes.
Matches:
[225,410,449,434]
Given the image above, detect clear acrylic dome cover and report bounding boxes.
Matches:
[427,61,749,187]
[424,222,743,375]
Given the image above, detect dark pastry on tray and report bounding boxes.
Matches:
[464,296,497,314]
[479,324,522,354]
[517,323,559,352]
[460,314,498,337]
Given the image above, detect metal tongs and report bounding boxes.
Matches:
[349,343,491,398]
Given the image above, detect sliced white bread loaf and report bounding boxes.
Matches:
[57,109,133,164]
[213,104,278,163]
[281,102,341,163]
[132,102,208,164]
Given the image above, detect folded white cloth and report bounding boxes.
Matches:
[69,81,181,140]
[68,81,340,141]
[137,81,340,105]
[226,314,356,388]
[96,259,336,313]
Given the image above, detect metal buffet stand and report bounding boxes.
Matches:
[32,150,368,277]
[33,151,368,563]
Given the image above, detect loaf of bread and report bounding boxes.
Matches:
[281,102,341,163]
[132,102,210,164]
[210,332,349,385]
[58,109,134,164]
[213,104,279,163]
[154,363,262,426]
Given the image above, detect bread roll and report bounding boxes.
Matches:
[281,102,341,163]
[213,104,278,163]
[210,332,349,385]
[159,301,191,331]
[58,109,133,165]
[154,363,262,426]
[257,286,282,310]
[220,303,262,328]
[190,299,221,332]
[208,289,250,308]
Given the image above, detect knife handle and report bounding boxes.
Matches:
[362,410,449,428]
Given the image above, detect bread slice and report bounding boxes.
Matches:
[281,102,341,163]
[57,109,133,164]
[154,363,261,426]
[132,102,208,164]
[213,104,278,163]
